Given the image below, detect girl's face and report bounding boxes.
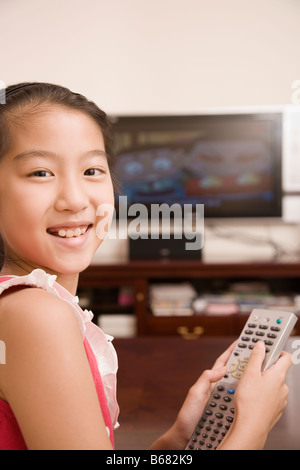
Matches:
[0,105,115,277]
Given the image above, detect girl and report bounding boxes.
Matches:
[0,82,292,450]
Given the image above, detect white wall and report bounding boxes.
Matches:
[1,0,300,114]
[1,0,300,263]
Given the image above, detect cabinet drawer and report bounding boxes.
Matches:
[145,315,236,337]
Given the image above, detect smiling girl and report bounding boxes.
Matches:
[0,83,292,450]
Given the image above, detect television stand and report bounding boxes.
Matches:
[78,261,300,337]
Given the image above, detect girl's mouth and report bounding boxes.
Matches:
[47,224,92,238]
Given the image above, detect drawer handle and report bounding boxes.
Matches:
[177,326,205,339]
[136,292,145,302]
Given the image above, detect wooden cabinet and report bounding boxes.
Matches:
[78,261,300,337]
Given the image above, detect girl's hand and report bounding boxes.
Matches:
[151,340,237,450]
[218,340,293,450]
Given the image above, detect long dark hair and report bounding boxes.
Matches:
[0,81,117,269]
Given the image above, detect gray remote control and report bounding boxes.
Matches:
[185,309,298,450]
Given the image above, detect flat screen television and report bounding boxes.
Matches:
[111,112,282,219]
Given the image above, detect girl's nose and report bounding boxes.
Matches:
[54,179,89,213]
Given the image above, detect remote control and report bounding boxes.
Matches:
[185,308,298,450]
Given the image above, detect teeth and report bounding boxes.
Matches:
[57,227,88,238]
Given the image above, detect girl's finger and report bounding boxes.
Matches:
[212,340,238,370]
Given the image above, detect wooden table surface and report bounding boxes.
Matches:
[113,336,300,450]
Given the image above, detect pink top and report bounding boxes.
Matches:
[0,270,119,450]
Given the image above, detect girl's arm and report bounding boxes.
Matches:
[150,340,292,450]
[149,340,236,449]
[0,287,113,450]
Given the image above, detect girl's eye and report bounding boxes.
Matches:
[29,170,53,177]
[84,168,103,176]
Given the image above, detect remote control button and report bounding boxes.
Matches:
[259,324,268,329]
[244,329,254,335]
[238,343,247,348]
[215,413,223,419]
[213,393,221,399]
[220,404,227,410]
[271,326,281,332]
[240,356,249,363]
[264,340,273,346]
[227,388,235,394]
[238,362,247,372]
[223,396,232,402]
[276,319,282,324]
[217,386,225,391]
[255,331,265,336]
[267,333,277,338]
[226,416,234,423]
[241,336,250,341]
[229,359,239,372]
[248,323,257,328]
[209,402,217,407]
[232,370,243,379]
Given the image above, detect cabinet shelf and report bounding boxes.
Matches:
[79,261,300,337]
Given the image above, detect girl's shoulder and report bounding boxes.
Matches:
[0,269,84,338]
[0,285,82,346]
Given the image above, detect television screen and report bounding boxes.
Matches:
[111,113,282,218]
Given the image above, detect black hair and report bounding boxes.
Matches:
[0,81,118,269]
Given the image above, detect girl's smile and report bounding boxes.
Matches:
[0,105,115,291]
[47,223,92,238]
[46,222,93,248]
